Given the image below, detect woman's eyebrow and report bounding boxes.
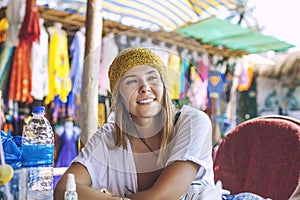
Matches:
[122,70,158,80]
[122,74,136,80]
[146,70,158,75]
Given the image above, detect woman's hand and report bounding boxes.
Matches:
[54,162,129,200]
[100,188,131,200]
[127,161,199,200]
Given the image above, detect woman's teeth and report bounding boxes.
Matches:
[138,98,154,104]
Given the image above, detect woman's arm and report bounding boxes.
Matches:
[54,162,123,200]
[289,183,300,200]
[127,160,199,200]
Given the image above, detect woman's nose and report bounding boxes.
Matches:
[139,83,151,93]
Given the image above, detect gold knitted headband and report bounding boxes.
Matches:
[109,47,167,93]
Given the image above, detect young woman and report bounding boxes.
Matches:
[54,47,214,200]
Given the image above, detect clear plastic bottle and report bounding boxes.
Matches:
[64,173,78,200]
[22,106,54,200]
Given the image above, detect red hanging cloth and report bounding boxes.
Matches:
[10,0,40,103]
[8,40,33,103]
[18,0,40,43]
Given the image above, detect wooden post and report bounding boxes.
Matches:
[80,0,103,145]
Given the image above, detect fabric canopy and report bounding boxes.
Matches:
[177,17,295,54]
[37,0,241,31]
[254,51,300,79]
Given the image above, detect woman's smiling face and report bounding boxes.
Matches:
[118,65,164,120]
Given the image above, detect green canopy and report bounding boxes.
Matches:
[177,17,295,54]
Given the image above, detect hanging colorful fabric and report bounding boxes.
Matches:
[167,53,181,99]
[8,40,33,103]
[237,63,254,92]
[0,44,14,93]
[45,24,71,104]
[0,18,9,43]
[187,65,208,110]
[18,0,40,43]
[179,59,190,100]
[208,71,227,98]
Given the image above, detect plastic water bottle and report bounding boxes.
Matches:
[64,173,78,200]
[22,106,54,199]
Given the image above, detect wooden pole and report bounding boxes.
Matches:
[80,0,103,145]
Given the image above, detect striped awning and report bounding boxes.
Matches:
[37,0,242,31]
[102,0,241,31]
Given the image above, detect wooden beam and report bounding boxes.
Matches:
[80,0,103,145]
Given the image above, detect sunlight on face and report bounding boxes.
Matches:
[118,65,164,120]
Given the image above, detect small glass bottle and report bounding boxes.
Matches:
[64,173,78,200]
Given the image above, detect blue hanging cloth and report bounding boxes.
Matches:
[54,121,79,187]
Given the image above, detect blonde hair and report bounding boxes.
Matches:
[109,47,177,165]
[111,78,176,165]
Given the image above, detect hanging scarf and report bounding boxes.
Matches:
[0,43,14,92]
[18,0,40,43]
[8,40,33,103]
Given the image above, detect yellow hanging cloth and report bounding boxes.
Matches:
[167,54,181,99]
[0,18,9,42]
[45,25,71,104]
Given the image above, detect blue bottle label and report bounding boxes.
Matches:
[22,144,54,167]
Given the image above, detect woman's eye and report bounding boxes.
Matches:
[148,76,158,81]
[126,79,137,85]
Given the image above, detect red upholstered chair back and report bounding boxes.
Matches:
[213,117,300,200]
[258,115,300,126]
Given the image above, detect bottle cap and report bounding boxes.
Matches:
[32,106,45,114]
[66,173,76,192]
[0,164,14,185]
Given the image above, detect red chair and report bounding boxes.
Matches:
[257,114,300,126]
[213,117,300,200]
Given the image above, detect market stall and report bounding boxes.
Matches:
[254,51,300,119]
[0,2,297,194]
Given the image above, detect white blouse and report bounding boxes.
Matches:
[73,105,214,199]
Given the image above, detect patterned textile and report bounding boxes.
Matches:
[0,43,14,93]
[18,0,40,43]
[30,21,49,100]
[167,53,181,99]
[8,40,33,103]
[46,24,71,104]
[223,192,268,200]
